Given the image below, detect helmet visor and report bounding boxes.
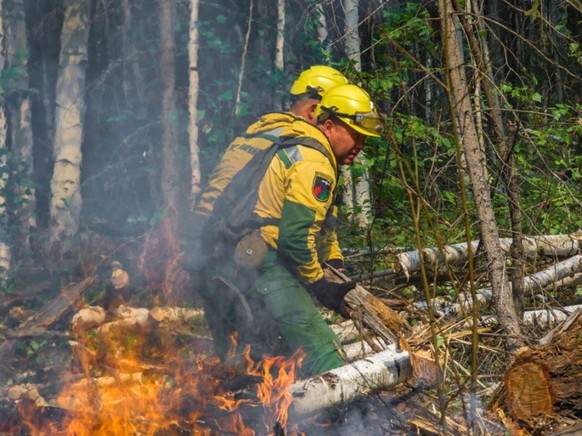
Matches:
[331,110,384,137]
[349,112,384,135]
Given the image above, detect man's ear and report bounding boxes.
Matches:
[320,118,335,139]
[305,102,319,124]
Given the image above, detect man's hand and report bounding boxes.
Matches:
[306,278,355,317]
[325,258,344,271]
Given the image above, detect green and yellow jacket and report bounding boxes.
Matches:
[195,112,295,216]
[195,112,343,284]
[254,118,342,284]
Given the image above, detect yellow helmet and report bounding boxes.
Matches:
[289,65,348,100]
[315,84,384,137]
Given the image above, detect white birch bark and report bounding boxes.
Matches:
[343,0,361,70]
[273,0,285,111]
[440,255,582,319]
[397,233,582,277]
[188,0,202,207]
[290,344,412,415]
[438,0,524,347]
[343,0,371,228]
[476,305,582,330]
[49,0,91,253]
[5,0,35,254]
[0,0,9,281]
[315,2,328,46]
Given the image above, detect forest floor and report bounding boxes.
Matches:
[0,234,580,434]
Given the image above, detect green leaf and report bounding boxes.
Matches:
[436,335,444,348]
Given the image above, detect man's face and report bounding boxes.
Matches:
[322,118,365,165]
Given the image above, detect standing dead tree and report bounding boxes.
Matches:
[438,0,524,349]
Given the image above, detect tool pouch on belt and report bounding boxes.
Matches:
[234,229,268,271]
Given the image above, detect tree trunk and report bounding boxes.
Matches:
[121,0,145,116]
[5,0,35,257]
[188,0,201,207]
[343,0,361,71]
[458,0,526,317]
[0,0,10,283]
[315,1,328,46]
[438,0,524,348]
[273,0,284,111]
[49,0,91,254]
[158,0,188,302]
[235,0,253,115]
[342,0,372,229]
[159,0,179,216]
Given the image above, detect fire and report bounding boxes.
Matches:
[18,308,305,435]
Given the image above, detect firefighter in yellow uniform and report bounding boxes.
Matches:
[195,85,383,375]
[249,84,383,375]
[188,66,349,359]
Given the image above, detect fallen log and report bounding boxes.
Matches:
[523,304,582,328]
[325,266,411,346]
[439,255,582,318]
[289,344,412,415]
[479,304,582,328]
[397,233,582,277]
[549,272,582,290]
[494,308,582,421]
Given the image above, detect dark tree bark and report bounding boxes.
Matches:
[438,0,525,350]
[452,0,526,317]
[5,0,36,258]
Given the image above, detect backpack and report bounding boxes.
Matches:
[202,135,334,261]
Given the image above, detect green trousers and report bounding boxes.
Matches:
[203,250,345,376]
[251,250,346,376]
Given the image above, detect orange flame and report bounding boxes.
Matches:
[20,315,305,435]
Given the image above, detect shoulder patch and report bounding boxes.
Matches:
[312,173,332,202]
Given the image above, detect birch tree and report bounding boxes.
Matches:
[438,0,525,348]
[0,0,9,283]
[5,0,35,256]
[273,0,285,111]
[49,0,91,253]
[315,1,328,47]
[188,0,201,207]
[343,0,372,229]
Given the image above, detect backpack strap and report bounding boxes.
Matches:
[208,135,336,248]
[277,136,335,170]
